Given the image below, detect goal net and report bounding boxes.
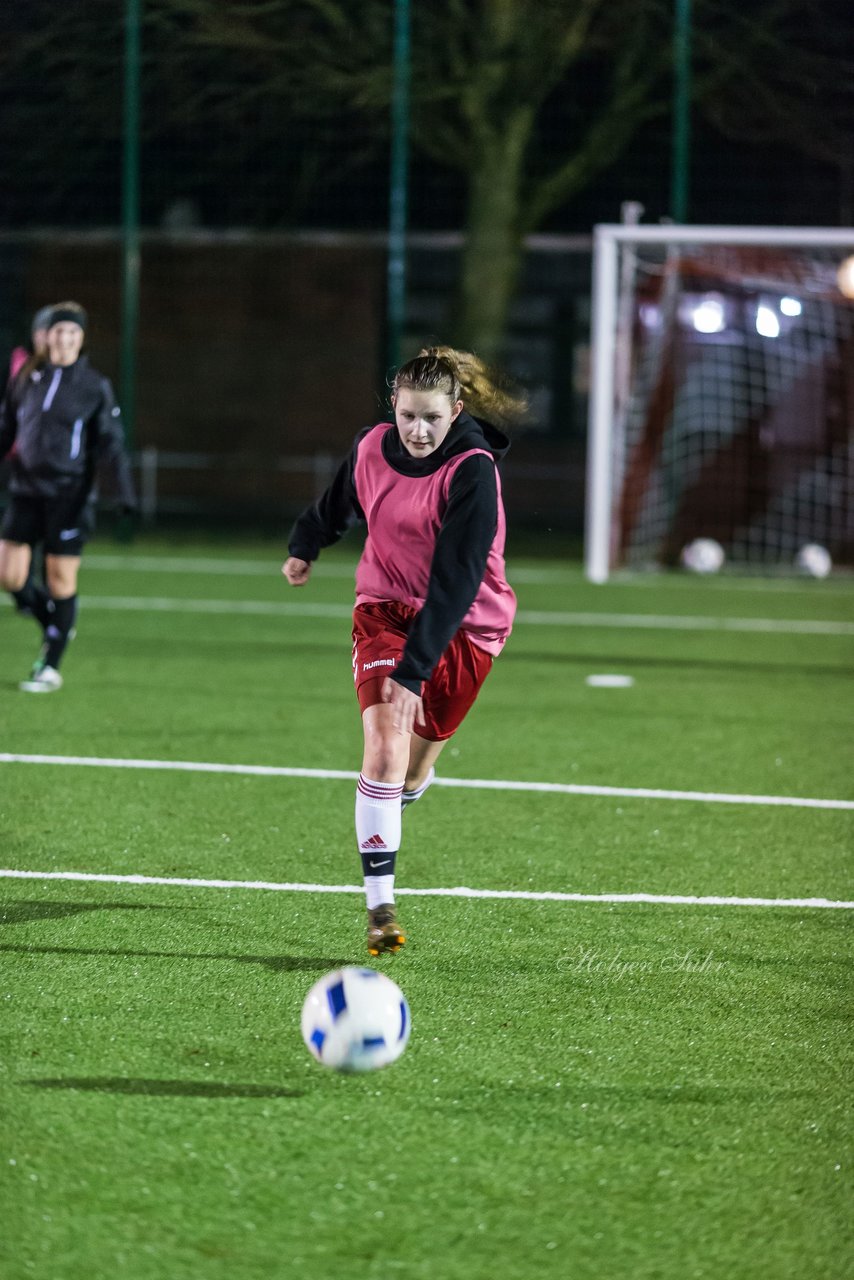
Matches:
[584,225,854,581]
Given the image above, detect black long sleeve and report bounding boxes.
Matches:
[3,356,136,506]
[0,383,18,460]
[393,452,498,691]
[93,378,137,508]
[287,433,366,561]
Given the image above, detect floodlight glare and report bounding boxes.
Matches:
[837,255,854,299]
[690,297,726,334]
[755,304,781,338]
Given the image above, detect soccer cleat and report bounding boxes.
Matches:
[367,904,406,956]
[19,662,63,693]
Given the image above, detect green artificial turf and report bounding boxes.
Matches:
[1,536,852,1280]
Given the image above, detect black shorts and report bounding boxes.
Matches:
[0,493,95,556]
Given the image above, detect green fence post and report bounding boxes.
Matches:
[670,0,692,223]
[386,0,411,372]
[121,0,141,454]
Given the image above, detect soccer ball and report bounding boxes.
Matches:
[795,543,832,579]
[301,967,411,1073]
[680,538,725,574]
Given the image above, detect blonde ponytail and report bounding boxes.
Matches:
[393,345,527,429]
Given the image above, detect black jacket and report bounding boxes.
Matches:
[288,411,510,690]
[0,356,136,509]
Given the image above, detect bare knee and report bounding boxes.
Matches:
[0,566,28,592]
[45,557,79,599]
[363,736,408,782]
[0,542,31,593]
[361,704,410,781]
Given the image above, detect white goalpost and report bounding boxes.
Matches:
[585,224,854,582]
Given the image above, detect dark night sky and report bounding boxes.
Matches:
[0,0,850,233]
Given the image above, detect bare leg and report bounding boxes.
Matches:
[405,736,447,792]
[44,553,80,599]
[361,702,410,782]
[0,540,52,632]
[0,540,32,593]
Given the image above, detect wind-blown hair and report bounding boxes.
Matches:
[393,345,527,429]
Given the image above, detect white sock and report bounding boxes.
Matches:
[356,774,403,908]
[365,875,395,911]
[402,765,436,809]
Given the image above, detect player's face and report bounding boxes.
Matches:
[394,388,463,458]
[47,322,84,367]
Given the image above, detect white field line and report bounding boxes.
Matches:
[86,554,346,578]
[84,555,582,585]
[517,609,854,636]
[77,596,354,618]
[0,868,851,910]
[8,593,851,636]
[1,753,852,810]
[83,554,854,593]
[81,555,595,587]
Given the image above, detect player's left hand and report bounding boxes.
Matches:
[381,677,426,735]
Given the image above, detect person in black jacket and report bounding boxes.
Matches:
[0,304,137,692]
[283,346,525,955]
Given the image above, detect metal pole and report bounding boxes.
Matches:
[584,228,619,584]
[121,0,141,451]
[386,0,411,372]
[670,0,692,223]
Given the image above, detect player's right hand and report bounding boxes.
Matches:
[282,556,312,586]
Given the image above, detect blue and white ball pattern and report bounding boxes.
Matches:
[301,967,411,1072]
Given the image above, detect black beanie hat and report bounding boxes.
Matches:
[48,306,88,332]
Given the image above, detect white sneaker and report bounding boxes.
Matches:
[19,663,63,693]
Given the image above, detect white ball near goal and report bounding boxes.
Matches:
[680,538,725,574]
[795,543,832,579]
[301,967,411,1073]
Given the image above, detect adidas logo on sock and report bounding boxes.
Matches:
[360,833,388,851]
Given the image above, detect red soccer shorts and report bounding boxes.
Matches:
[352,600,494,741]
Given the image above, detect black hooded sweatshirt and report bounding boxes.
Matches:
[0,355,136,510]
[287,410,511,692]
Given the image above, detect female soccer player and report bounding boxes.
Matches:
[283,346,524,955]
[0,303,137,692]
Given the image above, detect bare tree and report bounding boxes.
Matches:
[2,0,850,358]
[151,0,851,358]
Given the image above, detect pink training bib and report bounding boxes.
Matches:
[353,424,516,654]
